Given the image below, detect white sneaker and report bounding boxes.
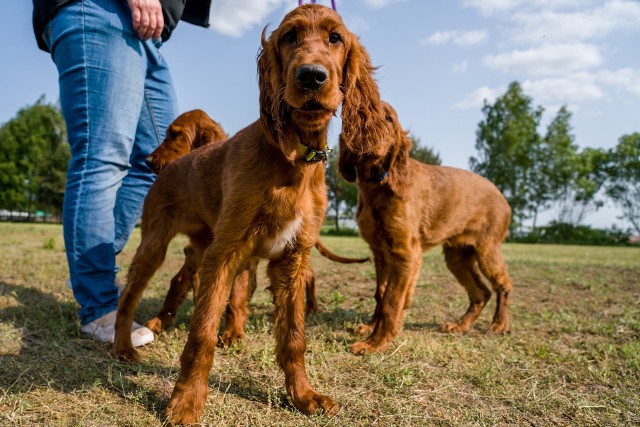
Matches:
[80,310,154,347]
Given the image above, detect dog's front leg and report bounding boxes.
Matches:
[267,250,338,416]
[351,243,422,355]
[166,243,250,425]
[355,250,390,336]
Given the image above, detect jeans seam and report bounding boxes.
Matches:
[114,86,162,252]
[72,0,90,272]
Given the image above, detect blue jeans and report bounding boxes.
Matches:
[43,0,178,325]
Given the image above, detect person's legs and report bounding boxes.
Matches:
[114,40,178,254]
[44,0,174,328]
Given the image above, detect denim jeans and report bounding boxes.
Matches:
[43,0,178,325]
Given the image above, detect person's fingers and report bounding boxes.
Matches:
[129,0,163,41]
[152,9,164,41]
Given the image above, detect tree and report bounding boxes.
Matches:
[0,96,69,215]
[555,147,607,226]
[409,135,441,165]
[605,133,640,235]
[469,81,544,230]
[325,148,358,230]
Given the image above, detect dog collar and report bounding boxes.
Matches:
[364,170,388,183]
[299,142,332,163]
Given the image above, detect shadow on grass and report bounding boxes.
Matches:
[0,279,378,418]
[0,280,284,421]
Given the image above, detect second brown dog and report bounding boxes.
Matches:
[339,102,513,355]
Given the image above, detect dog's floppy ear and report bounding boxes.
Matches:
[257,26,285,149]
[341,35,390,156]
[383,104,411,196]
[338,134,357,182]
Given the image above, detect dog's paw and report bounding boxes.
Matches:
[440,322,469,334]
[354,323,373,336]
[292,390,339,416]
[166,388,205,426]
[487,322,510,335]
[350,338,389,356]
[218,328,244,348]
[111,346,141,362]
[145,317,164,334]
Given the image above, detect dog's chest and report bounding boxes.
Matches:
[262,215,304,259]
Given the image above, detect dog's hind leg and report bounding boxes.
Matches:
[145,236,208,334]
[441,246,492,334]
[113,222,176,361]
[219,257,259,347]
[475,242,512,334]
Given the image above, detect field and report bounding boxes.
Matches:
[0,222,639,426]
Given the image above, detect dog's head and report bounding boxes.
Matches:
[146,109,227,174]
[339,101,411,195]
[259,4,388,160]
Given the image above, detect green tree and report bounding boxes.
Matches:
[325,148,358,230]
[409,135,441,165]
[0,96,68,215]
[606,133,640,235]
[469,81,544,230]
[555,147,607,226]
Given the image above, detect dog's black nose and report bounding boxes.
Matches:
[296,64,328,90]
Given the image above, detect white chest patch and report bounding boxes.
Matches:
[264,215,304,259]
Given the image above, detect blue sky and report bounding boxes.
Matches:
[1,0,639,228]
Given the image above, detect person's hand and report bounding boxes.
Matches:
[128,0,164,41]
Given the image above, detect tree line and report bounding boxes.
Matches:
[470,81,639,237]
[1,88,638,238]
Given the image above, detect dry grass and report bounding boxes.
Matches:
[0,223,638,426]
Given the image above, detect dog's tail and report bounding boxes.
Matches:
[314,240,369,264]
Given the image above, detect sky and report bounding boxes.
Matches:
[1,0,639,229]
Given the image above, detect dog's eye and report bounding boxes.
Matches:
[329,32,341,44]
[283,30,297,44]
[385,115,393,123]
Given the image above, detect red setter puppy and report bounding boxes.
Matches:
[145,109,227,174]
[339,101,513,355]
[113,4,388,423]
[141,110,367,341]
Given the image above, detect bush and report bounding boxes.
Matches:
[511,222,632,246]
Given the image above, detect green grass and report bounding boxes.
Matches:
[1,223,639,426]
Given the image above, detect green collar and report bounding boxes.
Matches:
[299,142,332,163]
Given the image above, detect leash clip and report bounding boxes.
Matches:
[300,143,333,163]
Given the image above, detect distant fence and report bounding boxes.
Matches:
[0,210,62,224]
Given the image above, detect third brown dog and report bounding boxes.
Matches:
[339,101,513,355]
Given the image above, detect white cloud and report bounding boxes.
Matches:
[511,1,640,43]
[483,44,603,77]
[454,85,505,109]
[208,0,287,37]
[462,0,596,15]
[422,30,488,46]
[522,74,605,103]
[597,68,640,97]
[456,67,640,110]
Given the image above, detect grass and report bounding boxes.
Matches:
[0,222,639,426]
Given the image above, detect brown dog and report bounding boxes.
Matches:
[113,4,388,423]
[141,110,368,342]
[339,101,513,355]
[145,109,227,174]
